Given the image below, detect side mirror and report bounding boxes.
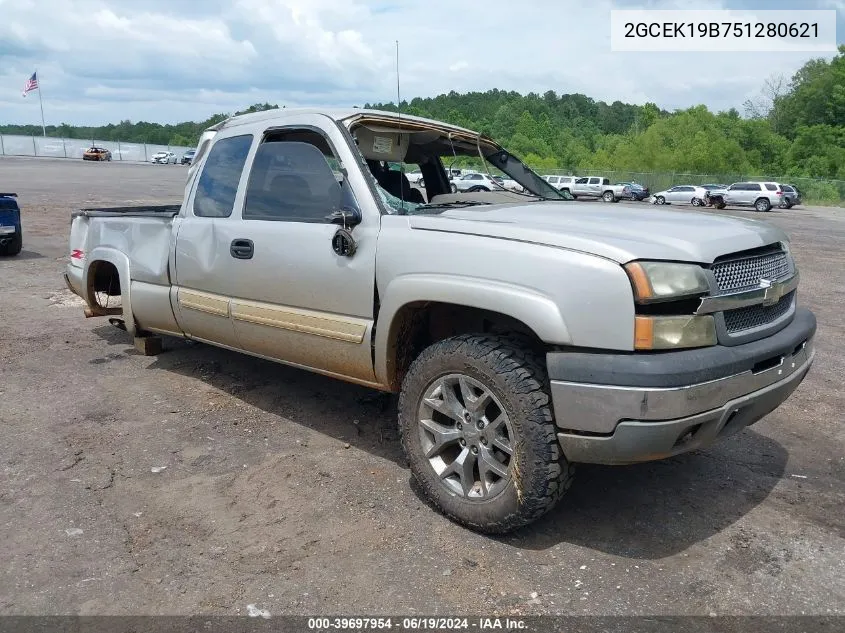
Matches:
[326,206,362,227]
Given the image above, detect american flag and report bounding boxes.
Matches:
[22,72,38,97]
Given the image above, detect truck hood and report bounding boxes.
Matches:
[407,201,788,264]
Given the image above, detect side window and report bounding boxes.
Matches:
[749,183,761,191]
[602,178,610,185]
[471,174,483,180]
[764,183,777,191]
[193,134,253,218]
[588,177,600,184]
[576,177,588,184]
[243,131,345,223]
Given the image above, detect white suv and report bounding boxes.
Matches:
[543,175,577,193]
[721,181,785,212]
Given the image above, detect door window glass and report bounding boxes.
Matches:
[193,134,253,218]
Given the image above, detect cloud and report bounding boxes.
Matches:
[0,0,842,126]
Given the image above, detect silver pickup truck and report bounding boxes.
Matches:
[65,108,816,533]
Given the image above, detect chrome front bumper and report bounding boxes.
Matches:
[548,309,816,465]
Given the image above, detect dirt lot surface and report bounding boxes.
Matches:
[1,157,843,616]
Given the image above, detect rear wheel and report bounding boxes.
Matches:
[602,191,616,203]
[755,197,772,212]
[691,197,703,206]
[0,231,22,256]
[398,334,574,533]
[450,184,458,193]
[467,186,490,193]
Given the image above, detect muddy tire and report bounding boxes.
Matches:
[398,334,574,533]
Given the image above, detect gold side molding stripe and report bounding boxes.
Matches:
[231,300,367,344]
[178,289,230,317]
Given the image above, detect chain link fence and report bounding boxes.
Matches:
[0,134,193,163]
[542,169,845,205]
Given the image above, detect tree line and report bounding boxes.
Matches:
[2,48,842,195]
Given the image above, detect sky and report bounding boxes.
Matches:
[0,0,842,127]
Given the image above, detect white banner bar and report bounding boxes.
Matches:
[610,10,838,52]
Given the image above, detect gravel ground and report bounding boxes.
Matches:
[1,157,843,616]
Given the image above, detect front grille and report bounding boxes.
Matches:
[724,291,795,333]
[711,246,790,293]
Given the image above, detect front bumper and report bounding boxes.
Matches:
[548,308,816,464]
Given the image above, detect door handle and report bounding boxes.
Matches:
[230,239,254,260]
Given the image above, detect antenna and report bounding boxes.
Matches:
[396,39,406,204]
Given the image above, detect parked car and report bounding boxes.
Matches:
[570,177,629,202]
[405,169,425,185]
[616,182,650,201]
[66,107,815,534]
[83,147,112,162]
[652,185,709,207]
[151,151,178,164]
[780,184,801,208]
[500,176,525,193]
[0,192,23,256]
[707,182,785,212]
[543,175,578,193]
[181,149,196,165]
[451,172,504,193]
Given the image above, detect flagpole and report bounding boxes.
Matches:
[36,69,46,137]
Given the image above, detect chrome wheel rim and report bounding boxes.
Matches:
[417,373,513,500]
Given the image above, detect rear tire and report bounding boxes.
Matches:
[691,197,703,206]
[755,197,772,212]
[0,232,22,256]
[450,184,458,193]
[398,334,574,534]
[602,191,616,203]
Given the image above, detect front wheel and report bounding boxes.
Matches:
[656,195,666,205]
[399,334,574,533]
[450,184,458,193]
[419,179,425,188]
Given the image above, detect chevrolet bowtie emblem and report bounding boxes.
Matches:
[759,278,784,306]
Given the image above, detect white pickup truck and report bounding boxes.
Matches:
[65,107,815,533]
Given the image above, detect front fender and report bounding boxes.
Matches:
[83,246,137,336]
[373,274,570,386]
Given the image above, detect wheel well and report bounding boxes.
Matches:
[385,302,544,391]
[86,260,122,308]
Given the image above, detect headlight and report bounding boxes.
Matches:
[634,315,717,350]
[624,261,709,303]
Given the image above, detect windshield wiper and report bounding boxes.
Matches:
[413,201,490,211]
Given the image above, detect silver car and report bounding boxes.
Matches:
[720,182,785,212]
[652,185,708,207]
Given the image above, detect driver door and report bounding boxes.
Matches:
[226,118,381,386]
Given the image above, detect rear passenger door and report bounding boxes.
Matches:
[172,132,254,347]
[588,177,601,196]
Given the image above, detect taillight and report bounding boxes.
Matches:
[776,190,782,196]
